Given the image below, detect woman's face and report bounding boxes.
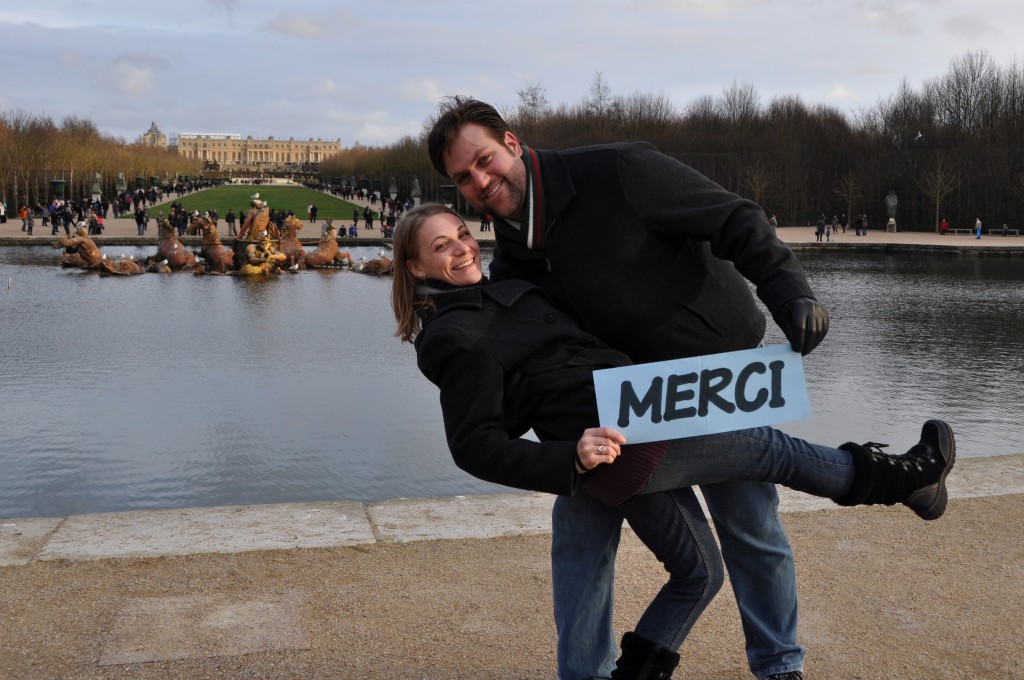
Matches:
[407,211,483,286]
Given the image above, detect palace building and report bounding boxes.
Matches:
[164,129,342,169]
[139,122,168,147]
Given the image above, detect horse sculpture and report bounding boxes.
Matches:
[186,215,235,274]
[352,250,393,275]
[52,225,104,269]
[238,233,288,276]
[278,215,306,269]
[303,220,353,268]
[99,256,145,276]
[237,196,278,241]
[145,218,196,271]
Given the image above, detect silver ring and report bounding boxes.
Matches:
[598,445,606,453]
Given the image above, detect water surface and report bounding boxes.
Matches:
[1,247,1021,518]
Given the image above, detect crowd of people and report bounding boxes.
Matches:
[813,212,874,240]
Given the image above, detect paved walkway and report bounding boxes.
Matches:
[2,204,1023,678]
[2,457,1022,679]
[5,188,1024,251]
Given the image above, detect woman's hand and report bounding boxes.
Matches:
[576,427,627,473]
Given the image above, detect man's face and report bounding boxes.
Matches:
[442,123,527,221]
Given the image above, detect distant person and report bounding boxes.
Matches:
[816,214,825,242]
[975,217,982,239]
[940,218,949,236]
[854,214,863,236]
[225,209,237,236]
[768,214,778,230]
[310,204,318,223]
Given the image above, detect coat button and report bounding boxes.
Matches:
[543,313,555,324]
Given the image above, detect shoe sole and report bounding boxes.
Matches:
[904,419,956,520]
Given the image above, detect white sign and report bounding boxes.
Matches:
[592,344,810,444]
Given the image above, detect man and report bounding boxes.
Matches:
[428,97,827,680]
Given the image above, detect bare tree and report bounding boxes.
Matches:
[741,153,775,206]
[719,81,760,127]
[933,51,998,136]
[832,170,861,224]
[587,71,614,116]
[915,153,961,232]
[516,80,550,122]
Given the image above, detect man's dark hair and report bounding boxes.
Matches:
[427,96,512,177]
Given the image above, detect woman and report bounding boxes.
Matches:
[392,204,955,679]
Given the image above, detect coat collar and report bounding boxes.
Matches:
[424,279,543,320]
[493,146,576,251]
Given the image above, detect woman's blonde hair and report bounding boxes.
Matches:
[391,203,466,343]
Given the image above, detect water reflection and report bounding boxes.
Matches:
[1,246,1021,518]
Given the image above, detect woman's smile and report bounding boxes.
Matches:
[408,211,483,286]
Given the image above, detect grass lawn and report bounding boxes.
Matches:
[157,184,377,221]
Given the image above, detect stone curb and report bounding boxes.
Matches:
[2,453,1020,567]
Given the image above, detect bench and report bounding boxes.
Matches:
[987,228,1020,236]
[946,229,973,235]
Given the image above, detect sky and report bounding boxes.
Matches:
[1,0,1022,148]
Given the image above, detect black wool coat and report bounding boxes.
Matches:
[414,280,629,496]
[490,143,816,364]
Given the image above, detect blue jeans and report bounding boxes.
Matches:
[552,426,855,679]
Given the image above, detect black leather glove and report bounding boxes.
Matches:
[772,297,829,356]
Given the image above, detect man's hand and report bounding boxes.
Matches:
[773,297,829,356]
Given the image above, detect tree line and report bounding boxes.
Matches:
[322,51,1024,232]
[4,50,1020,231]
[0,112,201,210]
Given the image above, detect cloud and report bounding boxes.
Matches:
[853,0,922,34]
[355,120,422,145]
[825,83,859,102]
[55,50,82,68]
[941,13,994,39]
[264,8,356,38]
[270,12,329,38]
[91,51,169,96]
[854,64,897,77]
[313,78,339,96]
[111,63,156,95]
[399,78,445,104]
[317,108,421,145]
[652,0,769,16]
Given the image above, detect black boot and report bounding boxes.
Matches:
[835,419,956,520]
[610,632,680,679]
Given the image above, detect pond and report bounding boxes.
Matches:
[1,246,1021,518]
